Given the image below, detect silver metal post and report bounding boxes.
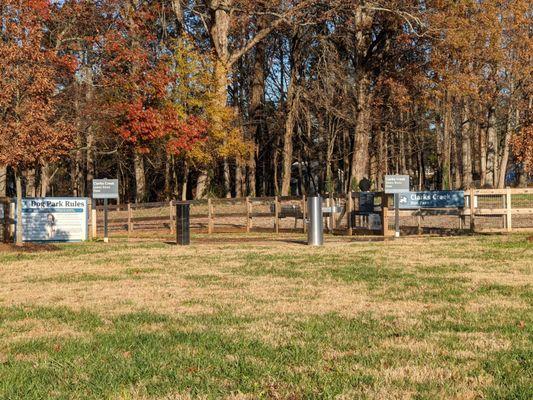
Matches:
[307,196,324,246]
[394,193,400,238]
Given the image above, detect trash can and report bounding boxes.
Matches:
[307,196,324,246]
[176,202,190,245]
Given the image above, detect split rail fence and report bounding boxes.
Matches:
[1,188,532,243]
[90,188,533,239]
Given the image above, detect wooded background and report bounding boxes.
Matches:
[0,0,531,203]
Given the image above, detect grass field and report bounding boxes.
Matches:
[0,233,531,399]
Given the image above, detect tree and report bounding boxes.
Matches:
[98,1,207,202]
[0,0,76,245]
[512,126,533,175]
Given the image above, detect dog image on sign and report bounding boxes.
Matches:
[45,213,57,239]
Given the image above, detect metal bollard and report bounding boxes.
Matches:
[307,196,324,246]
[176,202,190,245]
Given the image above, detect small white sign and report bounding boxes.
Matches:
[18,198,88,242]
[384,175,410,194]
[93,179,119,199]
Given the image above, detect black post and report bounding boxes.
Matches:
[394,193,400,238]
[176,202,190,245]
[104,198,109,243]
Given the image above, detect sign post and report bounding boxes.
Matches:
[93,179,119,243]
[104,198,108,242]
[384,175,410,238]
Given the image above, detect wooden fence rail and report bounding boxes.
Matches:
[0,189,531,242]
[90,188,531,238]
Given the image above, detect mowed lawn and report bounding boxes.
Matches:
[0,234,531,400]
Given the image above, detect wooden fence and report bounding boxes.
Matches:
[92,196,308,236]
[91,188,532,238]
[379,188,533,235]
[1,188,532,243]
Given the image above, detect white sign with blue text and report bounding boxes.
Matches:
[19,198,88,242]
[398,191,465,209]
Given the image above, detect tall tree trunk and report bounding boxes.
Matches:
[326,122,336,193]
[72,79,84,197]
[461,101,473,188]
[350,4,374,190]
[497,107,515,189]
[479,116,487,187]
[209,2,233,198]
[15,169,23,246]
[297,149,305,195]
[350,75,372,190]
[486,106,498,187]
[0,166,6,197]
[40,163,50,197]
[181,161,189,201]
[84,67,95,197]
[164,153,172,200]
[441,94,452,190]
[273,135,280,195]
[25,169,36,197]
[399,113,407,175]
[195,171,208,199]
[247,21,267,198]
[342,127,351,193]
[223,158,231,198]
[281,66,298,196]
[134,152,146,203]
[453,117,462,189]
[235,159,243,197]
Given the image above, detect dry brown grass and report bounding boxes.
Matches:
[0,233,531,399]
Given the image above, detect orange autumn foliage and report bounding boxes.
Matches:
[0,0,75,171]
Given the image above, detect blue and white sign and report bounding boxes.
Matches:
[18,198,88,242]
[398,191,465,209]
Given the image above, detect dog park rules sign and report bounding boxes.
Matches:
[19,198,88,242]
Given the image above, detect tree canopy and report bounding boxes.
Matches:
[0,0,531,202]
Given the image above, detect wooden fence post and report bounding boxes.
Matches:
[330,194,336,231]
[88,199,93,240]
[469,188,475,232]
[274,196,280,234]
[208,198,213,234]
[246,197,251,233]
[169,200,174,234]
[506,187,512,232]
[91,205,97,239]
[302,195,307,234]
[381,193,391,237]
[347,193,353,235]
[127,204,133,234]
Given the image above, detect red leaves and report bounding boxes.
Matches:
[99,2,206,156]
[166,116,209,155]
[0,0,74,170]
[113,100,208,155]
